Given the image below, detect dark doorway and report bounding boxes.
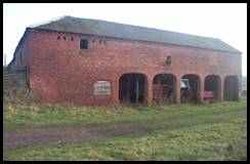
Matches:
[119,73,146,104]
[204,75,220,101]
[224,76,239,101]
[181,74,200,103]
[153,74,176,103]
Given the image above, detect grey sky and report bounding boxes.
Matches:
[3,3,247,76]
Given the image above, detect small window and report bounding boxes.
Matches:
[71,36,74,41]
[63,36,66,40]
[80,39,88,49]
[57,36,61,40]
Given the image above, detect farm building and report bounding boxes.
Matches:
[8,16,242,105]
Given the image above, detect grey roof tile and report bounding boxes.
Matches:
[34,16,241,53]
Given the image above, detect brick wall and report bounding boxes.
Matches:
[24,29,241,105]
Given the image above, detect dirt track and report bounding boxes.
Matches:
[4,122,152,150]
[4,108,247,150]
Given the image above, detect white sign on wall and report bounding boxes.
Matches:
[94,81,111,95]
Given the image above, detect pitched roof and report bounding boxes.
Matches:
[33,16,241,53]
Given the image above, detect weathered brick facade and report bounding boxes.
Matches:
[9,17,242,105]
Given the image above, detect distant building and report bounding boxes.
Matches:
[8,16,242,105]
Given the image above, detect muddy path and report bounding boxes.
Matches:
[3,122,153,150]
[4,108,246,150]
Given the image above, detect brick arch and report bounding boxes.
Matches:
[152,73,177,103]
[118,72,148,104]
[181,74,201,103]
[224,75,239,101]
[204,74,221,101]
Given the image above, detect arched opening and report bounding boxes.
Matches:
[181,74,200,103]
[153,74,176,103]
[119,73,147,104]
[224,76,239,101]
[204,75,221,101]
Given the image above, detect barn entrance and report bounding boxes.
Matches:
[204,75,220,101]
[119,73,146,104]
[153,74,176,103]
[224,76,239,101]
[181,74,200,103]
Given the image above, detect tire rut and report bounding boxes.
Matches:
[4,122,150,150]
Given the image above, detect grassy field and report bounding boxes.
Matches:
[4,101,247,160]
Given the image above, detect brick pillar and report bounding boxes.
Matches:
[113,76,120,104]
[176,75,181,103]
[199,75,204,103]
[146,75,153,105]
[220,76,224,101]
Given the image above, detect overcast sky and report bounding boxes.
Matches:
[3,3,247,76]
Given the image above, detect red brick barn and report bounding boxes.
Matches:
[8,16,242,105]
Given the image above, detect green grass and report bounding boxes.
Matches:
[4,101,247,160]
[4,101,246,130]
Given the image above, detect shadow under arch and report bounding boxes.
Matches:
[181,74,201,103]
[224,75,239,101]
[152,73,177,104]
[204,75,221,101]
[119,73,148,104]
